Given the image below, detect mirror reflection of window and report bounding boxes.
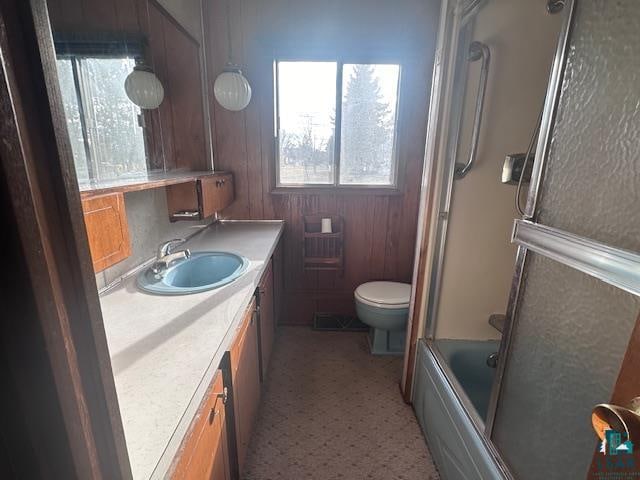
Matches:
[56,54,148,184]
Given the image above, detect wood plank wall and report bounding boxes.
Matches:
[204,0,440,324]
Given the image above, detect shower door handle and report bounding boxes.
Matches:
[455,41,490,179]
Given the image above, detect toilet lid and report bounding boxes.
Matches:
[355,281,411,309]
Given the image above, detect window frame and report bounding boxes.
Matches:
[273,58,403,194]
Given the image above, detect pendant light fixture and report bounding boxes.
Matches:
[125,64,165,110]
[213,0,252,111]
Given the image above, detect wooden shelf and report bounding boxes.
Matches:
[302,215,344,273]
[166,172,234,222]
[304,257,342,265]
[79,170,218,198]
[303,232,342,239]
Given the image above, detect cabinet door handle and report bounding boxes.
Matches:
[216,387,228,404]
[208,387,228,424]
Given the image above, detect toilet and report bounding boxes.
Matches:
[354,281,411,355]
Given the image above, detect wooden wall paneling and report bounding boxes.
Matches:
[258,55,276,220]
[81,0,121,32]
[282,292,317,325]
[46,0,88,31]
[202,0,219,165]
[241,0,265,220]
[111,0,142,32]
[47,0,142,34]
[395,60,430,281]
[383,61,429,282]
[370,196,390,279]
[203,0,438,325]
[205,0,250,219]
[157,1,207,171]
[314,293,357,317]
[146,0,176,170]
[346,196,377,290]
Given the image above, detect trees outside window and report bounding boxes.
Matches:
[276,61,400,187]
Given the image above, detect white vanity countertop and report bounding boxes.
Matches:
[99,221,284,480]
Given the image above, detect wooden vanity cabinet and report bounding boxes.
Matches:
[199,173,234,217]
[272,240,283,325]
[166,172,234,221]
[257,260,275,379]
[171,371,231,480]
[81,192,131,273]
[230,298,260,476]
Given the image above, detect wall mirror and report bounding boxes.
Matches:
[47,0,209,191]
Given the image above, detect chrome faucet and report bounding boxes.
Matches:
[151,238,191,275]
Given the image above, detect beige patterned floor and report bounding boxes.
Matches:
[244,327,439,480]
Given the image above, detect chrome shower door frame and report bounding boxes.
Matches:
[423,1,480,342]
[418,0,578,458]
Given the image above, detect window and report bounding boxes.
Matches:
[275,61,401,188]
[57,55,147,184]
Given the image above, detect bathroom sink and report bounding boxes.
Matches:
[137,251,249,295]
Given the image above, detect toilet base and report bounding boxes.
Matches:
[368,327,406,356]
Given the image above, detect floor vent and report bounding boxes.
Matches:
[312,312,369,331]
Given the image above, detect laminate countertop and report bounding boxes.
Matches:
[99,221,284,480]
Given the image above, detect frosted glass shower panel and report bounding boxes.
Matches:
[535,0,640,252]
[491,253,640,480]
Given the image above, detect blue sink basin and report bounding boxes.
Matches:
[137,251,249,295]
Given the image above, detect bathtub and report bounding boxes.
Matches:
[413,339,507,480]
[435,339,499,421]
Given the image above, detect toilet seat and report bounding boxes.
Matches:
[355,281,411,309]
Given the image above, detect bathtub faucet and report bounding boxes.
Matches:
[486,352,499,368]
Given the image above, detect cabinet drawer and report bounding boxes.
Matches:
[165,172,234,222]
[171,372,230,480]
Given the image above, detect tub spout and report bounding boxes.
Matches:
[486,352,499,368]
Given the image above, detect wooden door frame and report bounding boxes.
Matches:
[400,0,459,403]
[0,0,130,478]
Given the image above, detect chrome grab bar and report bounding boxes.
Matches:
[455,41,490,179]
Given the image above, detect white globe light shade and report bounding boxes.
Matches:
[214,69,252,111]
[125,66,164,109]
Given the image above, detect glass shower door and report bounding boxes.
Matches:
[487,0,640,479]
